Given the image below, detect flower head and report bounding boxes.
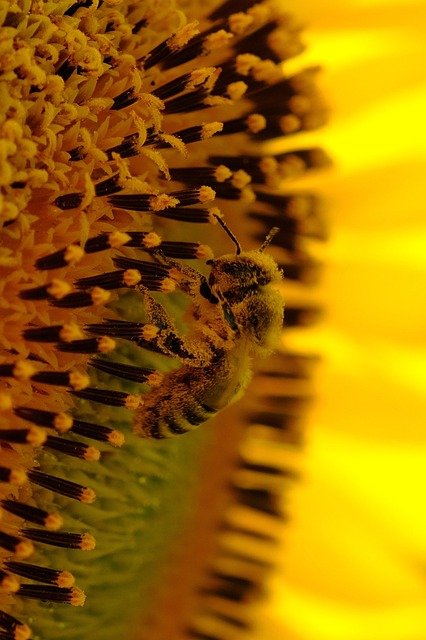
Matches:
[0,0,327,638]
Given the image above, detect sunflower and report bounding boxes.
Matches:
[0,1,328,639]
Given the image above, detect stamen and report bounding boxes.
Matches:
[27,470,96,504]
[35,245,84,270]
[14,407,73,433]
[16,585,86,606]
[56,337,117,354]
[49,288,111,309]
[44,436,100,462]
[0,533,33,559]
[0,427,47,447]
[20,529,96,551]
[0,571,20,593]
[89,359,163,385]
[23,324,84,343]
[30,370,90,391]
[70,387,141,410]
[143,21,200,70]
[3,562,75,588]
[111,87,138,111]
[0,610,31,640]
[155,122,223,148]
[0,467,27,486]
[70,419,124,447]
[0,500,63,531]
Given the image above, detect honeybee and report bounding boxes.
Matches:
[133,218,284,439]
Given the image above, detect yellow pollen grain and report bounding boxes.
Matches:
[15,623,32,640]
[64,245,85,266]
[252,59,282,83]
[90,286,110,306]
[235,53,260,76]
[9,468,27,486]
[53,413,73,433]
[160,278,176,293]
[123,269,141,287]
[68,371,90,391]
[108,430,125,447]
[44,512,64,532]
[201,122,223,139]
[196,245,214,261]
[0,393,12,411]
[80,533,96,551]
[214,165,231,183]
[13,360,36,381]
[203,30,233,53]
[226,81,248,100]
[208,208,222,224]
[147,372,164,388]
[168,21,199,52]
[27,426,47,447]
[280,113,301,134]
[229,12,254,35]
[108,231,131,248]
[15,539,34,560]
[204,95,230,108]
[84,446,100,462]
[187,67,216,90]
[259,156,279,175]
[97,336,116,354]
[125,394,143,410]
[47,279,72,300]
[80,488,96,505]
[289,94,311,115]
[59,323,85,342]
[57,571,75,589]
[246,113,267,133]
[150,193,179,212]
[198,185,216,203]
[240,187,256,203]
[1,574,20,593]
[232,169,252,189]
[141,324,159,340]
[142,232,161,249]
[70,587,86,607]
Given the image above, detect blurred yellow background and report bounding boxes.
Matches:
[259,1,426,638]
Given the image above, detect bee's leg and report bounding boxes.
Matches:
[153,252,218,303]
[136,286,208,364]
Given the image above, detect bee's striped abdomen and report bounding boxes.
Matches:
[133,354,249,440]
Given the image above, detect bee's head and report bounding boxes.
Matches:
[207,219,284,353]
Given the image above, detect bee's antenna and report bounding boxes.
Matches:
[259,227,280,252]
[213,214,242,255]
